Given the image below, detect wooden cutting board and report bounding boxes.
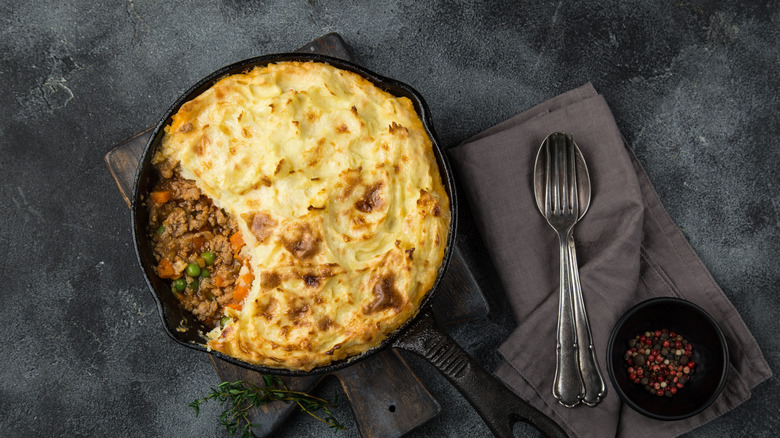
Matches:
[105,33,488,438]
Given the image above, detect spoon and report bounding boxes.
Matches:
[533,132,606,407]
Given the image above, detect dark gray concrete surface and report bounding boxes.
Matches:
[1,1,778,437]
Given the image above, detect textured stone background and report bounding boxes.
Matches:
[1,1,777,437]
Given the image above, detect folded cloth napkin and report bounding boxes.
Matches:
[448,83,771,438]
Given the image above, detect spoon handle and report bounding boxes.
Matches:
[566,234,607,406]
[552,232,584,407]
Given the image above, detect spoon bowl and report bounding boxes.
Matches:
[533,134,591,220]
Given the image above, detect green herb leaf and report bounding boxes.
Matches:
[190,378,345,435]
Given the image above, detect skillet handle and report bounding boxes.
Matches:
[393,311,568,438]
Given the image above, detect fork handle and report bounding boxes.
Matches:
[565,233,607,406]
[553,232,584,407]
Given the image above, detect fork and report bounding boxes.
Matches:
[545,134,585,407]
[544,133,605,407]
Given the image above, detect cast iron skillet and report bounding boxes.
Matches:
[132,53,567,438]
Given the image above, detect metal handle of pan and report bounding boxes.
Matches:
[392,310,568,438]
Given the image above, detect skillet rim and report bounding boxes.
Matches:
[131,52,458,376]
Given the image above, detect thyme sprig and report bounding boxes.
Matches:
[190,375,345,437]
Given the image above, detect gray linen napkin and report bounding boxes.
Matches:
[448,83,771,438]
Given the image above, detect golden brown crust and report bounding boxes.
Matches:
[153,61,450,371]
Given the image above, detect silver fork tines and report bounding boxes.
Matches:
[567,137,578,218]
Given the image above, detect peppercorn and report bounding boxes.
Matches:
[624,328,694,397]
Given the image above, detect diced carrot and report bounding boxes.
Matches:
[225,302,243,311]
[233,285,249,302]
[230,232,244,253]
[150,190,172,204]
[157,258,178,279]
[213,275,225,287]
[240,272,255,285]
[192,235,206,252]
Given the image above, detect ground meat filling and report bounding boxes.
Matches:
[148,174,243,327]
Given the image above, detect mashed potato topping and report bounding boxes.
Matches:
[152,61,450,370]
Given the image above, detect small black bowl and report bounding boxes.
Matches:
[607,297,729,420]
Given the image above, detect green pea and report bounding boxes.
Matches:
[220,316,231,327]
[155,225,165,235]
[186,262,201,277]
[200,268,211,278]
[188,280,198,290]
[200,251,216,265]
[173,278,186,291]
